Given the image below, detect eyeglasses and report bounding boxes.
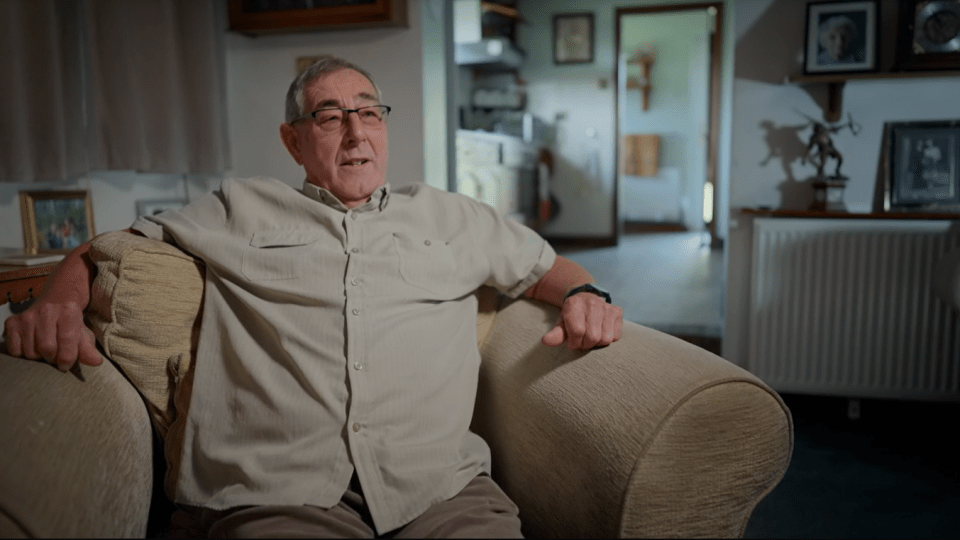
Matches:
[291,105,391,131]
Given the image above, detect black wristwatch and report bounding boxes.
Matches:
[564,283,612,304]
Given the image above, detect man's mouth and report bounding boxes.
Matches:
[342,159,369,166]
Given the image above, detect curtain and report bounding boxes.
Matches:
[0,0,87,182]
[0,0,229,183]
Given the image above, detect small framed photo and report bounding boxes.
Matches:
[136,198,187,218]
[804,1,878,74]
[882,120,960,214]
[554,13,594,64]
[19,190,96,254]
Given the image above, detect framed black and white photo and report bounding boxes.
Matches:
[19,190,96,254]
[554,13,594,64]
[882,120,960,214]
[136,198,187,218]
[804,1,878,74]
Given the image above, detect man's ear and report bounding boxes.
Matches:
[280,123,303,165]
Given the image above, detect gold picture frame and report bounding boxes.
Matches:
[19,190,96,254]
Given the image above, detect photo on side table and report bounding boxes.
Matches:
[19,190,96,254]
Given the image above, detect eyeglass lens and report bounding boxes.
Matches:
[311,106,390,129]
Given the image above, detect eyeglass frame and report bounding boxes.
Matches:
[289,105,392,129]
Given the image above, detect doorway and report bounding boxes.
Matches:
[615,3,722,246]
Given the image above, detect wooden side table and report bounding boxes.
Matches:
[1,264,57,313]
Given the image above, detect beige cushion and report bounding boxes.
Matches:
[85,231,503,500]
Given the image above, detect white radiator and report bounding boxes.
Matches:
[748,218,960,401]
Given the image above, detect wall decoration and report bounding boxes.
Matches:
[554,13,594,64]
[882,119,960,214]
[136,198,188,218]
[895,0,960,70]
[803,0,878,74]
[19,190,96,254]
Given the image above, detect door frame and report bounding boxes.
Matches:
[614,2,723,246]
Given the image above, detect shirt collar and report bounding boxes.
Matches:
[301,180,391,213]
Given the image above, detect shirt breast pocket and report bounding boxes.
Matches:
[392,233,459,295]
[241,229,317,281]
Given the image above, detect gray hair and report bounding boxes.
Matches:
[284,55,383,124]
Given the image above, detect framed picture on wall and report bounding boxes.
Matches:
[19,190,96,254]
[803,0,878,74]
[554,13,594,64]
[882,119,960,214]
[895,0,960,71]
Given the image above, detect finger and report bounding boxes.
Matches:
[18,314,40,360]
[600,306,624,347]
[35,306,61,364]
[53,315,81,372]
[580,302,605,349]
[77,327,102,367]
[562,309,586,350]
[542,324,566,347]
[3,317,24,357]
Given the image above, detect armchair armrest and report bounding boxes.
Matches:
[472,296,793,538]
[0,351,153,538]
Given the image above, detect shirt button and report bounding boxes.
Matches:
[351,247,360,254]
[424,239,431,246]
[354,362,363,371]
[351,213,358,220]
[352,423,362,432]
[352,308,360,315]
[351,278,359,286]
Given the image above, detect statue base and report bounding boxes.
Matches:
[810,178,848,212]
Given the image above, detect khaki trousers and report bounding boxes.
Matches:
[171,474,523,538]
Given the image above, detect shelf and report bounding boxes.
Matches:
[785,70,960,122]
[741,208,960,220]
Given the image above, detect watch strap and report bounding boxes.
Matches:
[564,283,612,304]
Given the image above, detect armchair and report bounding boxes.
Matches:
[0,232,792,538]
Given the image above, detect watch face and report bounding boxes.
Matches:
[915,0,960,53]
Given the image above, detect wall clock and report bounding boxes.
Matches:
[897,0,960,70]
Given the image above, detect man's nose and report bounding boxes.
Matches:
[343,111,365,142]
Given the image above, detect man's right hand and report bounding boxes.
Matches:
[2,239,101,372]
[4,299,101,372]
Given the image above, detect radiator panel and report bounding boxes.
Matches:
[748,218,960,401]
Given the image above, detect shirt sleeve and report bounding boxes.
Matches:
[130,181,230,248]
[461,195,556,298]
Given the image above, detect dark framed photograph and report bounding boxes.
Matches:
[554,13,594,64]
[895,0,960,70]
[804,1,878,74]
[136,198,187,217]
[882,120,960,214]
[19,190,96,254]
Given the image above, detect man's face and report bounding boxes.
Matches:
[824,27,850,60]
[280,69,389,208]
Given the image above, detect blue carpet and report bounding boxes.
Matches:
[745,393,960,538]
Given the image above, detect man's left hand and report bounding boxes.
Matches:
[542,292,623,350]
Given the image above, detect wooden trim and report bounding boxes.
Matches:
[544,236,618,250]
[227,0,407,36]
[740,208,960,220]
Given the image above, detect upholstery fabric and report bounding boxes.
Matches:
[472,297,794,538]
[0,350,153,538]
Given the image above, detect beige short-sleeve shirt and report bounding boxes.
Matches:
[131,177,555,533]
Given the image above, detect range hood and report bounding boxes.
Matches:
[454,0,524,70]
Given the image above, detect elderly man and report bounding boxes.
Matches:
[3,55,622,538]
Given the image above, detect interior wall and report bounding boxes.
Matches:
[517,0,734,240]
[723,0,960,367]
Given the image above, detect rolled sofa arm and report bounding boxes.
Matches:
[472,297,793,538]
[0,351,153,538]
